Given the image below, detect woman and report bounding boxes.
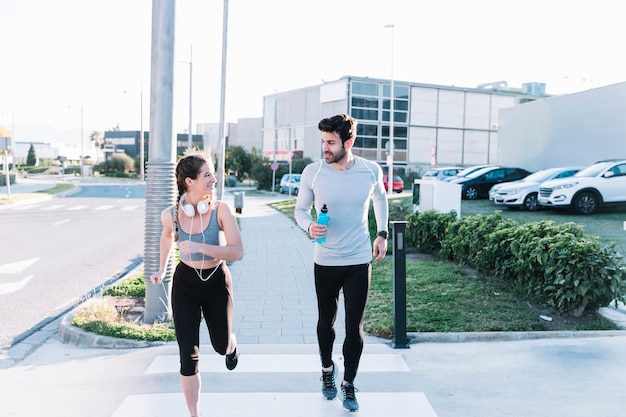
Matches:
[150,153,243,417]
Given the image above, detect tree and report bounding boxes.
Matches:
[27,144,37,166]
[225,146,252,181]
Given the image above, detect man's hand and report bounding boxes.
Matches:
[372,236,388,262]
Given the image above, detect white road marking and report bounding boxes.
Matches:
[0,257,39,274]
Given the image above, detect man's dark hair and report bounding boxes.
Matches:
[318,114,357,144]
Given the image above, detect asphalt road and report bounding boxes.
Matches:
[0,182,146,353]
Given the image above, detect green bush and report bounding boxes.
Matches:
[440,212,517,265]
[408,210,626,317]
[405,209,457,254]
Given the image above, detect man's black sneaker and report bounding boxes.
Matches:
[320,360,338,400]
[341,382,359,412]
[225,347,239,370]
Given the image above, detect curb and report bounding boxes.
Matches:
[58,313,169,349]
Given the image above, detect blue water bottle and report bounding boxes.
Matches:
[315,204,329,243]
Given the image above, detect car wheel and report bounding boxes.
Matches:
[523,193,540,211]
[573,191,599,215]
[279,187,285,194]
[463,186,479,200]
[293,188,299,196]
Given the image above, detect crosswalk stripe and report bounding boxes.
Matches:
[145,353,410,374]
[68,205,89,211]
[93,205,115,211]
[13,204,42,210]
[41,204,66,210]
[111,392,438,417]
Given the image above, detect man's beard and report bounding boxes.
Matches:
[324,146,346,164]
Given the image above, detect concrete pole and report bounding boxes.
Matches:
[385,24,395,195]
[216,0,229,200]
[144,0,177,324]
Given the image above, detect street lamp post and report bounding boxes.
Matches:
[179,45,193,152]
[124,86,145,181]
[68,104,84,179]
[385,23,395,195]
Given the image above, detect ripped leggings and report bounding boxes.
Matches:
[171,261,233,376]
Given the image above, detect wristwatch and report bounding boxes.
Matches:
[377,231,388,239]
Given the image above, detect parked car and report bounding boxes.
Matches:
[441,164,495,182]
[451,166,532,200]
[538,159,626,214]
[421,166,464,181]
[489,166,581,211]
[383,175,404,193]
[279,173,301,195]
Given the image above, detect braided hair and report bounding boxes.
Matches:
[173,153,212,241]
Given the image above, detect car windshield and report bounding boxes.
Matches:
[465,167,496,179]
[522,169,559,182]
[423,171,438,177]
[574,162,612,178]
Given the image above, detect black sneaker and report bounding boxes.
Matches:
[341,382,359,412]
[320,360,338,400]
[225,347,239,370]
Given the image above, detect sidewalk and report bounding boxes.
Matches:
[2,184,626,416]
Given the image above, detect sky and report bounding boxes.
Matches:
[1,0,625,146]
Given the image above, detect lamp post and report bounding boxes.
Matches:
[385,23,395,195]
[124,86,145,181]
[0,111,14,170]
[68,104,84,179]
[179,45,193,152]
[216,0,229,201]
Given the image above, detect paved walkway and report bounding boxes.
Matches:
[2,178,626,416]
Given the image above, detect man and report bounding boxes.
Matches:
[295,114,389,412]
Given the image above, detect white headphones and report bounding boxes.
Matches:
[180,193,210,217]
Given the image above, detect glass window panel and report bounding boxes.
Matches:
[354,137,378,148]
[394,112,407,123]
[352,108,378,120]
[395,85,409,99]
[352,81,379,96]
[357,124,378,136]
[352,97,379,108]
[394,100,408,111]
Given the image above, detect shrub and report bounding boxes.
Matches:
[405,209,457,254]
[411,211,626,317]
[440,212,517,265]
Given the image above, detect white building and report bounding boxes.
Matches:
[262,76,547,174]
[497,81,626,171]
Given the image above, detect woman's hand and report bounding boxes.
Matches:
[177,240,199,256]
[150,270,165,285]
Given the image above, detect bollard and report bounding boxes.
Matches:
[391,221,410,348]
[234,191,244,214]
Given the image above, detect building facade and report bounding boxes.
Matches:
[262,76,548,174]
[497,81,626,172]
[103,130,203,161]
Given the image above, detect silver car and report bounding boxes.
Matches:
[489,166,580,211]
[279,174,301,195]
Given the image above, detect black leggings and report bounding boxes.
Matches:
[171,262,233,376]
[314,262,371,383]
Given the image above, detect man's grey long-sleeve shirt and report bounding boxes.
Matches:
[294,157,389,266]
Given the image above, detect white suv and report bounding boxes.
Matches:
[538,159,626,214]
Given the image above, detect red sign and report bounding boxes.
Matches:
[270,162,279,171]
